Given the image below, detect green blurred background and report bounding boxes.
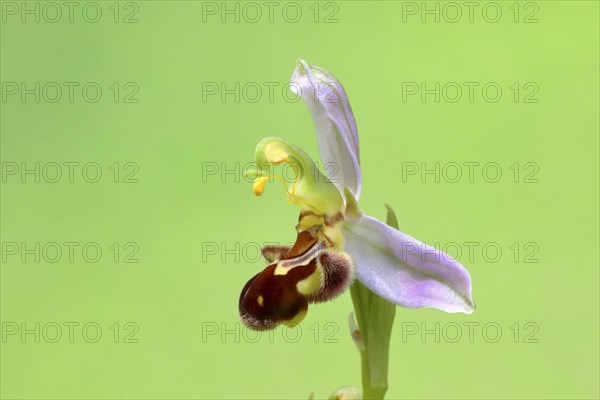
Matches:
[1,1,598,399]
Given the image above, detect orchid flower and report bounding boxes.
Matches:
[239,59,474,331]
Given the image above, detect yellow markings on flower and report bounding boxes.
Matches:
[257,295,264,307]
[324,225,345,249]
[253,176,292,197]
[273,264,290,276]
[264,142,289,164]
[253,177,268,196]
[250,137,346,218]
[283,309,307,328]
[272,256,313,276]
[296,211,345,249]
[297,213,324,232]
[296,267,322,296]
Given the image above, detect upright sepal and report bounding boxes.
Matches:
[291,59,362,200]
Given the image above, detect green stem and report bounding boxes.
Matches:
[360,351,388,400]
[349,205,399,400]
[351,281,395,400]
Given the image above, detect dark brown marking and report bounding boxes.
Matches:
[282,231,318,259]
[239,260,318,331]
[324,212,344,227]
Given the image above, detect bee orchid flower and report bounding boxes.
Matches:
[239,59,474,331]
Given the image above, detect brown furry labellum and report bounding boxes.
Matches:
[239,230,355,330]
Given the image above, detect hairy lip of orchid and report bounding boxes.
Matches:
[239,59,474,331]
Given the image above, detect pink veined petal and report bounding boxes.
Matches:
[342,216,474,314]
[291,59,362,200]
